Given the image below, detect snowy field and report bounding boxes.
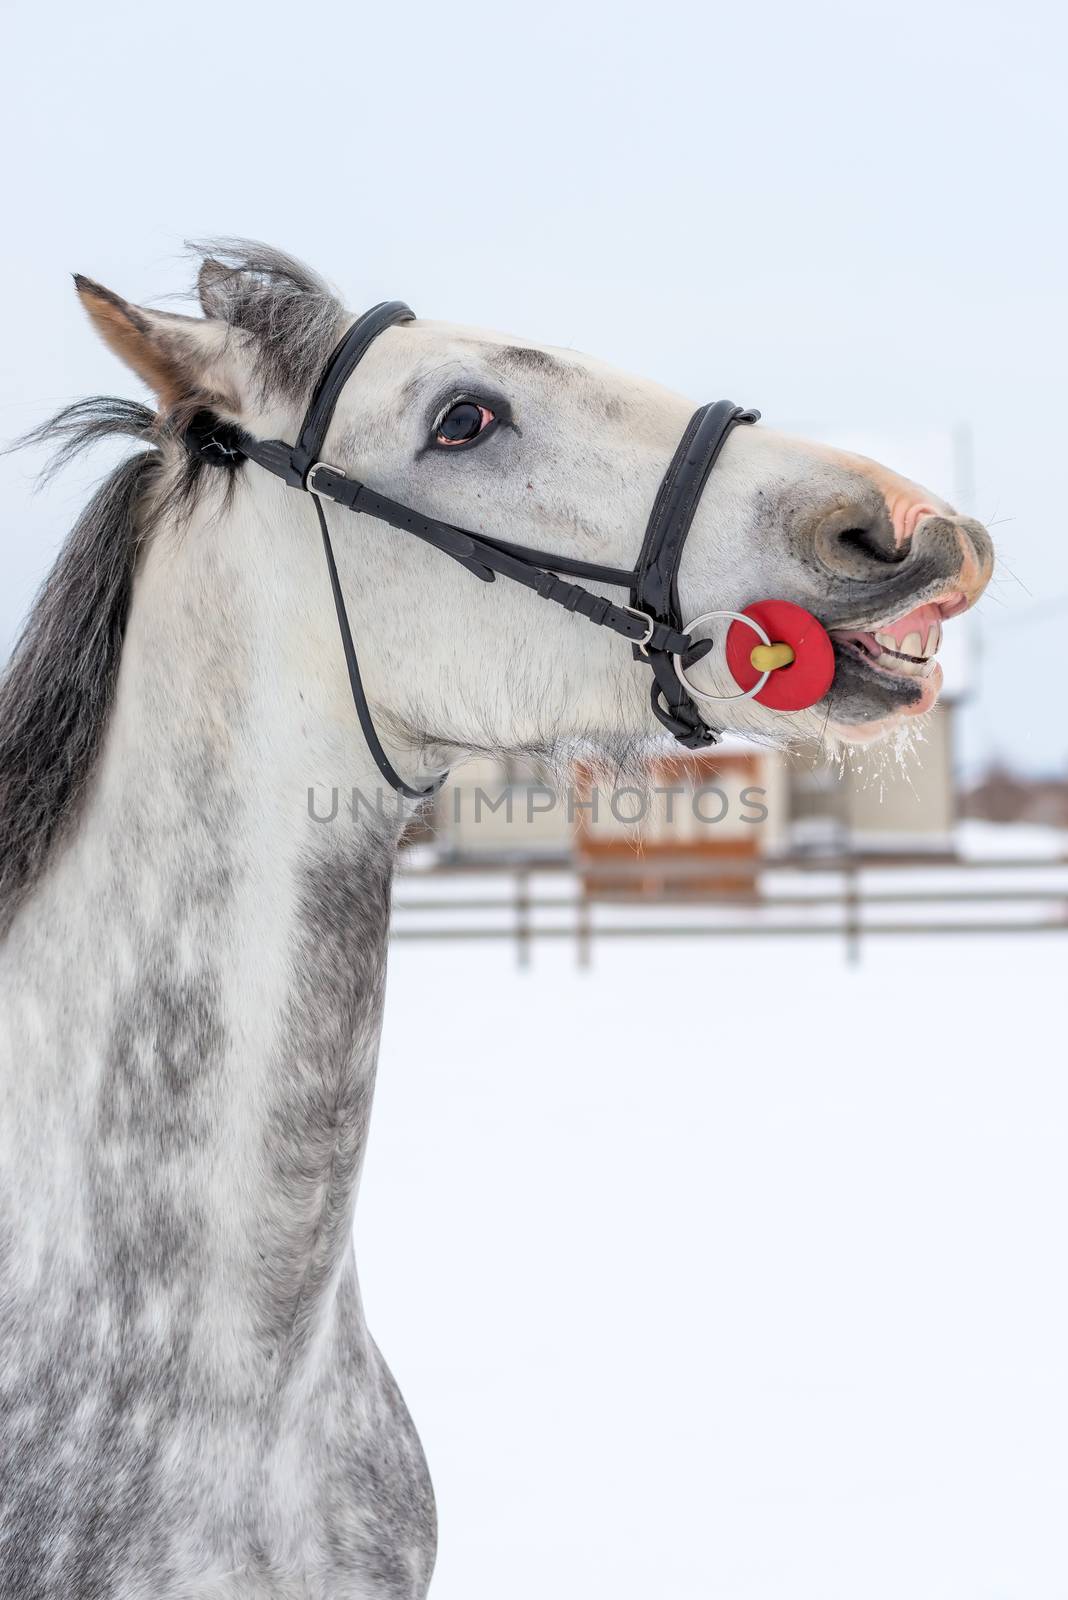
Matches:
[360,840,1068,1600]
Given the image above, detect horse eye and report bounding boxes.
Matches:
[434,400,495,447]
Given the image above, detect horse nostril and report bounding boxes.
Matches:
[836,525,909,565]
[815,509,908,576]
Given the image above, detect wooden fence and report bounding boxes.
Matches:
[392,851,1068,965]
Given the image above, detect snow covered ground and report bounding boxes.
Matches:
[359,854,1067,1599]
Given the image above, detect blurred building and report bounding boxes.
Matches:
[423,700,960,870]
[962,765,1068,828]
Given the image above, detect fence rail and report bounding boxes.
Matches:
[392,850,1068,964]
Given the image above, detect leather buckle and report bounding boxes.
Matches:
[620,605,656,654]
[304,460,343,495]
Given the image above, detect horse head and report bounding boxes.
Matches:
[74,244,993,787]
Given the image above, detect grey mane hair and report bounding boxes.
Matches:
[190,238,346,405]
[0,240,348,932]
[15,396,212,528]
[0,407,160,931]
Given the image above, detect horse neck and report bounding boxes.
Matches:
[0,476,407,1382]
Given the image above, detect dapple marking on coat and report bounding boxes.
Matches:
[0,242,992,1597]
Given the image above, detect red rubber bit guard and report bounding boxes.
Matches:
[725,600,835,711]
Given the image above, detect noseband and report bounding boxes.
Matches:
[192,301,760,799]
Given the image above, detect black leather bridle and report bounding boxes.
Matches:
[191,300,759,799]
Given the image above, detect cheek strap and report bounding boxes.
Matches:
[629,401,760,748]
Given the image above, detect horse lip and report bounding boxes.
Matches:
[825,587,969,636]
[934,590,969,621]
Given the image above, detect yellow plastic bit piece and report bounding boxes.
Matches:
[750,642,795,672]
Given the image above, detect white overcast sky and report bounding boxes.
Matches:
[1,0,1064,772]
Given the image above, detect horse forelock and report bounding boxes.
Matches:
[190,237,346,405]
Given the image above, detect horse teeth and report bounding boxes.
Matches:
[875,631,897,651]
[901,630,923,657]
[924,623,941,655]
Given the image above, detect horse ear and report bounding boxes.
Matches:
[194,248,329,328]
[74,275,231,414]
[196,257,237,321]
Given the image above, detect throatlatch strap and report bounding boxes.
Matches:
[313,494,443,801]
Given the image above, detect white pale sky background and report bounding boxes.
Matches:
[1,0,1065,774]
[2,7,1067,1599]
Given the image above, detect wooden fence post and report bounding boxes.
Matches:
[845,854,861,965]
[516,867,531,969]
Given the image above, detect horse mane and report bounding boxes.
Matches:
[0,241,345,932]
[0,408,157,931]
